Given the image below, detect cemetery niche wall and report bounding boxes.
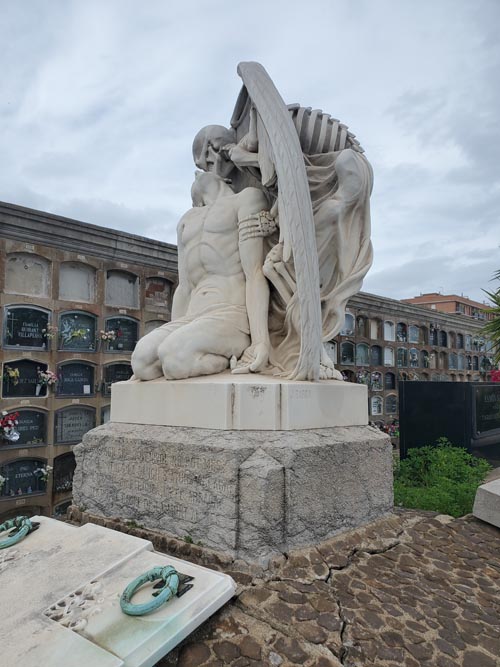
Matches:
[0,199,178,521]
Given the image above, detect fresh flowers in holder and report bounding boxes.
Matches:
[0,474,6,491]
[42,325,58,340]
[37,368,58,387]
[34,465,53,483]
[3,365,20,385]
[1,410,20,442]
[100,330,117,342]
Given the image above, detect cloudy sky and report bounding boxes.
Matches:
[1,0,498,303]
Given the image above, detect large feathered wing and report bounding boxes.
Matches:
[237,61,322,380]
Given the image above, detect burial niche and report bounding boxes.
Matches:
[105,270,139,308]
[14,410,47,447]
[58,312,96,351]
[55,406,96,445]
[5,253,51,297]
[4,306,50,349]
[103,363,132,395]
[104,317,138,352]
[2,360,48,398]
[145,277,172,311]
[0,459,48,497]
[53,452,76,494]
[57,362,95,397]
[59,262,96,303]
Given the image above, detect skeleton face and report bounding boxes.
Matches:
[192,125,236,178]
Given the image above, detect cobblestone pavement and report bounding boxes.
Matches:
[154,511,500,667]
[71,507,500,666]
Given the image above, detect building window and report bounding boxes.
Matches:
[2,360,48,398]
[371,396,383,416]
[409,348,419,368]
[385,394,398,414]
[5,253,51,297]
[104,317,138,352]
[396,323,407,342]
[370,345,382,366]
[3,410,47,447]
[384,372,395,390]
[384,321,395,341]
[59,262,96,303]
[3,306,51,350]
[408,325,420,344]
[57,363,95,397]
[58,312,97,352]
[420,350,429,368]
[340,313,355,336]
[0,459,48,498]
[103,363,132,395]
[384,347,394,366]
[105,270,139,308]
[457,333,464,349]
[340,342,355,365]
[55,406,96,445]
[356,343,370,366]
[397,348,408,368]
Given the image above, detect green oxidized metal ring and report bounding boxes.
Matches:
[0,516,38,549]
[120,565,179,616]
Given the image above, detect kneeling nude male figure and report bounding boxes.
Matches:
[132,171,271,380]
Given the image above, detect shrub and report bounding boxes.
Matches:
[394,438,491,517]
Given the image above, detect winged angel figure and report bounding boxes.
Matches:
[132,62,373,382]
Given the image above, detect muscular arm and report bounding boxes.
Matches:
[235,188,271,371]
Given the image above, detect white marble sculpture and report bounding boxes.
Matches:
[132,62,373,382]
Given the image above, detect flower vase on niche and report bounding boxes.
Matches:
[35,384,41,396]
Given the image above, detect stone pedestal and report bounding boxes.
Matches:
[473,479,500,528]
[73,420,392,560]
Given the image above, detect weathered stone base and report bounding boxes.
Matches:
[73,422,392,560]
[473,478,500,528]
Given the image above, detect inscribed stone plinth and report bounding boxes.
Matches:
[73,422,392,559]
[111,373,368,430]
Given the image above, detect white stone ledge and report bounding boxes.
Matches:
[110,373,368,430]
